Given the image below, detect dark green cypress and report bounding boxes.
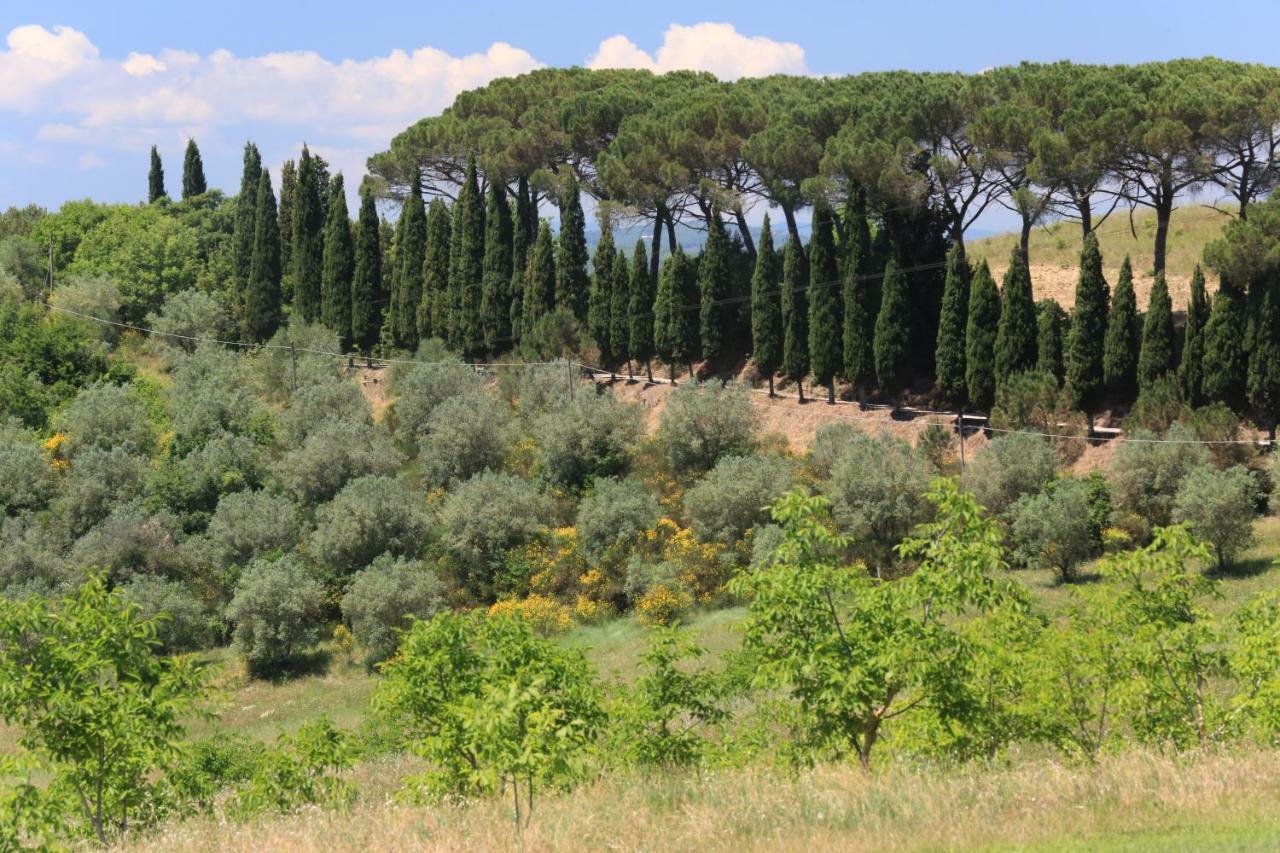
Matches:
[421,199,451,341]
[148,146,166,203]
[320,174,355,349]
[610,250,631,372]
[243,168,281,343]
[351,188,383,354]
[291,146,325,323]
[841,201,875,398]
[965,260,1000,410]
[781,235,810,400]
[1036,299,1067,383]
[629,239,656,380]
[807,205,842,403]
[699,206,734,365]
[392,182,426,348]
[1248,267,1280,434]
[278,160,297,290]
[588,218,617,361]
[1138,271,1175,390]
[446,198,466,349]
[181,139,206,199]
[1179,264,1208,406]
[509,178,535,345]
[1066,233,1109,413]
[995,246,1037,384]
[555,175,589,322]
[1104,255,1140,399]
[457,160,486,353]
[874,258,911,399]
[1202,275,1249,411]
[935,243,969,403]
[750,214,783,394]
[653,247,681,379]
[232,143,262,309]
[523,221,556,334]
[480,180,513,352]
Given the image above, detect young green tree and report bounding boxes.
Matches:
[629,239,656,381]
[232,142,263,319]
[995,246,1037,384]
[0,575,206,844]
[935,244,970,404]
[1173,466,1259,572]
[1036,299,1067,383]
[147,145,166,203]
[320,173,355,350]
[874,258,911,401]
[391,182,427,349]
[1104,255,1140,399]
[588,216,616,362]
[480,179,513,351]
[750,214,783,395]
[1066,233,1109,413]
[351,188,383,354]
[1202,276,1249,411]
[698,206,734,366]
[522,221,556,335]
[456,159,486,353]
[555,174,589,322]
[291,146,326,322]
[1138,271,1175,389]
[278,159,297,287]
[807,205,842,403]
[781,235,809,401]
[243,168,281,343]
[421,198,451,340]
[610,249,631,374]
[965,260,1000,410]
[1179,265,1208,406]
[181,138,206,199]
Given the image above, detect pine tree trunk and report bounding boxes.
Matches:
[1153,180,1174,275]
[782,203,804,261]
[767,373,775,397]
[1019,216,1032,268]
[649,208,664,287]
[827,380,836,405]
[733,207,756,259]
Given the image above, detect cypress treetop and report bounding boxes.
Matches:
[588,217,617,361]
[480,179,514,351]
[807,205,842,402]
[995,246,1037,383]
[278,160,297,280]
[555,174,590,322]
[874,257,911,399]
[965,260,1000,410]
[781,235,809,393]
[1104,255,1140,398]
[1202,275,1249,411]
[698,206,734,365]
[1179,264,1208,405]
[392,181,427,349]
[935,243,970,403]
[628,239,656,374]
[1036,299,1067,383]
[244,168,281,344]
[523,220,556,334]
[148,146,166,203]
[1066,232,1109,413]
[181,139,207,199]
[654,247,681,373]
[232,142,263,296]
[1137,271,1175,389]
[421,198,451,341]
[609,249,631,368]
[291,146,326,323]
[320,173,355,349]
[750,214,783,389]
[457,159,486,353]
[351,187,383,354]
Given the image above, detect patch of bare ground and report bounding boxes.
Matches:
[350,365,393,422]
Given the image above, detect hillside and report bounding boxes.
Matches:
[969,203,1233,311]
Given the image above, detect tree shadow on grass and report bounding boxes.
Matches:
[247,648,333,683]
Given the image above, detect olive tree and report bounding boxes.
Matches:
[436,471,552,598]
[532,391,643,491]
[0,419,57,516]
[824,432,931,566]
[1172,466,1259,572]
[1109,424,1211,529]
[310,475,430,576]
[57,382,153,457]
[340,555,445,666]
[279,379,371,445]
[275,419,402,506]
[227,555,328,676]
[145,289,228,354]
[965,433,1058,517]
[684,454,794,544]
[419,391,511,488]
[575,478,661,562]
[1009,478,1096,582]
[657,383,757,476]
[390,360,485,445]
[201,489,303,571]
[120,576,211,652]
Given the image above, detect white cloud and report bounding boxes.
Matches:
[122,52,165,76]
[0,24,98,107]
[587,23,807,79]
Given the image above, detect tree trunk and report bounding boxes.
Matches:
[666,213,677,254]
[646,359,654,383]
[733,207,756,259]
[1153,178,1174,276]
[781,203,805,259]
[827,380,836,405]
[767,373,775,397]
[1019,215,1033,268]
[650,207,665,289]
[797,380,805,403]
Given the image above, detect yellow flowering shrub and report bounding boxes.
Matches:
[573,595,610,623]
[487,595,574,635]
[638,518,732,602]
[636,583,693,626]
[42,433,69,471]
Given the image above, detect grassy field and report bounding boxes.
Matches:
[969,203,1233,311]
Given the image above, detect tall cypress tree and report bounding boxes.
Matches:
[1202,275,1249,411]
[629,239,656,381]
[278,160,297,290]
[1138,271,1175,390]
[232,142,262,317]
[841,201,875,401]
[653,247,681,381]
[181,139,206,199]
[1036,300,1067,383]
[1104,255,1140,399]
[446,198,466,348]
[699,206,734,365]
[995,247,1037,384]
[421,199,451,341]
[244,168,281,343]
[391,182,426,348]
[1066,233,1109,413]
[555,175,589,322]
[457,160,486,353]
[148,146,166,203]
[509,177,535,345]
[750,214,783,395]
[320,174,355,349]
[1248,267,1280,436]
[807,205,842,403]
[351,188,383,355]
[523,221,556,334]
[1179,264,1208,406]
[480,180,513,352]
[671,247,702,380]
[781,236,810,401]
[291,146,325,323]
[610,250,631,374]
[874,258,911,400]
[588,218,617,362]
[965,260,1000,410]
[935,243,969,404]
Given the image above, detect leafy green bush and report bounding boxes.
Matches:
[278,378,371,445]
[390,359,484,444]
[68,501,186,583]
[658,383,757,476]
[1009,478,1097,582]
[168,346,270,452]
[275,419,402,506]
[532,390,643,491]
[341,555,446,666]
[48,273,122,342]
[989,370,1086,462]
[824,432,931,562]
[251,322,343,403]
[227,555,327,676]
[685,453,794,544]
[120,575,211,652]
[966,433,1058,517]
[1125,375,1191,434]
[201,489,303,572]
[0,419,56,516]
[517,308,581,361]
[1172,465,1259,572]
[0,516,72,597]
[57,381,153,457]
[310,475,430,577]
[144,288,228,353]
[146,432,267,531]
[1109,424,1212,529]
[419,391,511,488]
[575,478,660,562]
[500,362,571,422]
[228,719,354,817]
[57,445,149,537]
[807,421,860,479]
[436,472,552,599]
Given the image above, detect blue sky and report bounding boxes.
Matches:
[2,0,1277,229]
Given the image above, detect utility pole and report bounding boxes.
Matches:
[957,408,966,474]
[566,358,575,401]
[289,343,298,395]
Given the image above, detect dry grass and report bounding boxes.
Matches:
[128,748,1280,852]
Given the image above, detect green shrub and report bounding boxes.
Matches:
[390,359,484,444]
[1125,375,1191,434]
[168,346,270,452]
[575,478,660,562]
[1172,465,1259,572]
[517,308,581,361]
[120,575,211,652]
[1009,478,1096,582]
[251,322,343,403]
[201,489,303,572]
[685,453,794,544]
[48,273,122,342]
[146,432,267,531]
[340,555,445,665]
[279,379,371,445]
[310,476,430,577]
[419,391,511,488]
[532,390,643,491]
[144,289,228,353]
[1188,403,1253,470]
[0,419,56,516]
[500,363,572,422]
[227,555,327,676]
[436,472,552,599]
[1109,424,1211,529]
[57,381,153,456]
[808,421,860,479]
[275,419,402,506]
[658,383,757,476]
[0,515,74,596]
[68,501,186,583]
[966,433,1058,517]
[825,432,931,563]
[229,719,354,817]
[57,445,149,537]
